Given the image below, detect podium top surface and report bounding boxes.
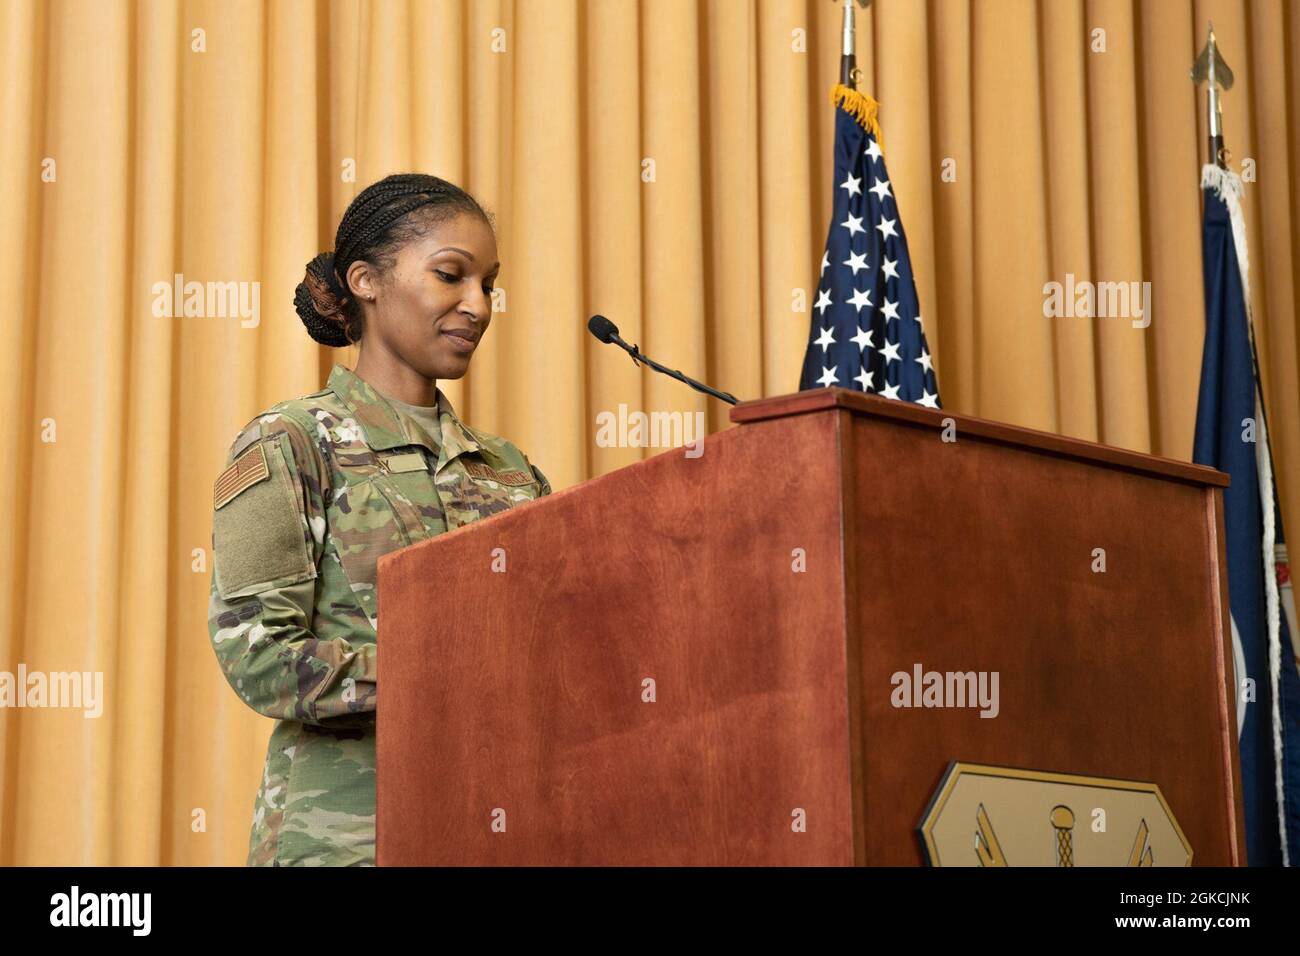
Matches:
[731,388,1229,488]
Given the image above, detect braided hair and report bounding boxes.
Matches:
[294,173,492,347]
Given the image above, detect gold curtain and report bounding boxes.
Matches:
[0,0,1295,865]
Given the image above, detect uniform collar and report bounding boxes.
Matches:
[326,363,482,462]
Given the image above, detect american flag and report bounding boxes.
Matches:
[1193,162,1300,864]
[799,88,939,407]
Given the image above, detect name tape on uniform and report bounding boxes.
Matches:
[380,451,428,474]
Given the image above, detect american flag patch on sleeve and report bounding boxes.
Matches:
[214,442,270,509]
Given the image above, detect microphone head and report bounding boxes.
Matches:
[587,314,619,344]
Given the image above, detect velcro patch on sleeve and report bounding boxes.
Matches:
[465,461,534,486]
[212,435,315,599]
[214,443,270,509]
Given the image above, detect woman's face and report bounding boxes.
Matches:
[351,211,499,381]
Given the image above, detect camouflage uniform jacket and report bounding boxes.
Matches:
[207,362,550,866]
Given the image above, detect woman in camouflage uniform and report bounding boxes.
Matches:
[207,174,550,866]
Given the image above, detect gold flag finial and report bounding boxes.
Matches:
[1191,23,1235,168]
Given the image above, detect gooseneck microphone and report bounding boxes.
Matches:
[586,315,741,406]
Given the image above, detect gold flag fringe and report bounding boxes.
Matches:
[829,83,885,154]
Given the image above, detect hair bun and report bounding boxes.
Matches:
[294,252,353,347]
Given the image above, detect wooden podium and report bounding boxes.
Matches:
[375,389,1246,866]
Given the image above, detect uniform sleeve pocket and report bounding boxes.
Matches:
[213,435,318,600]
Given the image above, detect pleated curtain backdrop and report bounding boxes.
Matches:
[0,0,1296,865]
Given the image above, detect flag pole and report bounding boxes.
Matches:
[834,0,870,89]
[1191,23,1235,169]
[828,0,884,149]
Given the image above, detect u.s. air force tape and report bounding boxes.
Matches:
[464,461,533,486]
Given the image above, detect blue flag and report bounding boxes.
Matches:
[800,86,938,406]
[1193,164,1300,865]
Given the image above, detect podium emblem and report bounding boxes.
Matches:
[919,763,1192,867]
